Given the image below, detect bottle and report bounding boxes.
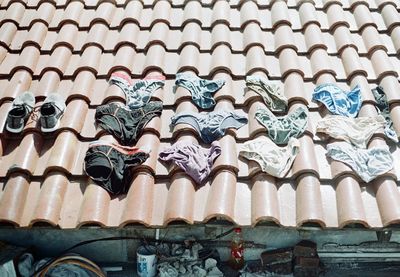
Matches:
[228,227,245,270]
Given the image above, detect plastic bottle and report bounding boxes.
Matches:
[228,227,245,270]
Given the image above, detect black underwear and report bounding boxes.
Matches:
[95,101,163,145]
[84,141,149,195]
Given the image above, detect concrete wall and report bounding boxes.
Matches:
[0,225,399,263]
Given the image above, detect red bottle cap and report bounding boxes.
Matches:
[234,228,241,233]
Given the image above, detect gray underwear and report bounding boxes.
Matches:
[110,72,165,109]
[171,110,248,144]
[175,72,225,109]
[246,75,288,112]
[372,86,398,142]
[326,141,393,182]
[255,106,308,145]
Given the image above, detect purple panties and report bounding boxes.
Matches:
[159,140,222,184]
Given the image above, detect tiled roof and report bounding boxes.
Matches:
[1,0,400,229]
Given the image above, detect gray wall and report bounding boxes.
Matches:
[0,226,399,263]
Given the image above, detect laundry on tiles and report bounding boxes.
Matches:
[326,141,393,183]
[159,140,222,185]
[83,73,164,196]
[84,141,149,195]
[239,136,300,178]
[372,86,398,142]
[171,110,248,144]
[110,72,165,109]
[316,115,386,148]
[245,75,288,113]
[5,91,66,133]
[95,101,163,146]
[255,106,308,145]
[312,83,362,118]
[175,72,225,109]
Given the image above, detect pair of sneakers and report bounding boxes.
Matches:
[5,92,66,133]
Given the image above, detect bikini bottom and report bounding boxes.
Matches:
[316,115,385,148]
[372,86,398,142]
[171,110,248,144]
[326,141,393,183]
[312,83,361,118]
[239,136,300,178]
[95,101,162,145]
[246,75,288,112]
[84,141,149,195]
[159,140,221,184]
[110,72,165,109]
[255,106,308,145]
[175,72,225,109]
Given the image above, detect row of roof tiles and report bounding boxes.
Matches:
[0,2,399,82]
[3,22,400,55]
[2,170,399,228]
[1,0,400,10]
[1,1,399,31]
[0,45,399,81]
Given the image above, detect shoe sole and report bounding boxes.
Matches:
[6,124,24,133]
[41,119,61,133]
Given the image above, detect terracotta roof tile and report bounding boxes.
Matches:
[1,0,400,229]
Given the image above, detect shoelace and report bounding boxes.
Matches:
[30,105,41,122]
[30,103,63,122]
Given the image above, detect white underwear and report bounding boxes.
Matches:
[316,115,385,148]
[239,137,299,178]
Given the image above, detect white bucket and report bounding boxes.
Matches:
[137,245,157,277]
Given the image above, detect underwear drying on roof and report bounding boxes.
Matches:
[95,101,162,146]
[312,84,362,118]
[159,140,222,185]
[84,141,149,195]
[246,75,288,112]
[326,141,393,183]
[255,106,308,145]
[372,86,398,142]
[316,115,386,148]
[175,72,225,109]
[239,137,300,178]
[171,110,248,144]
[110,72,165,109]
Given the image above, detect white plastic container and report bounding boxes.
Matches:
[137,245,157,277]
